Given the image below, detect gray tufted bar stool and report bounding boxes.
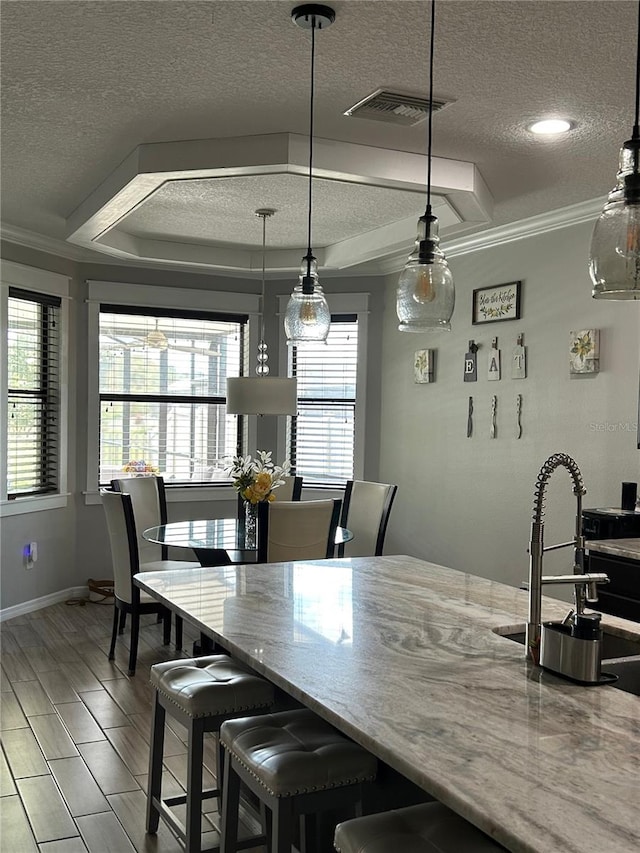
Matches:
[220,708,377,853]
[334,801,507,852]
[146,654,275,853]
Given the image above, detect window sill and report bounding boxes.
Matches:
[84,484,235,506]
[0,493,70,517]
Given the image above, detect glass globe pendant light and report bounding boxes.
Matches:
[589,0,640,300]
[397,0,455,331]
[284,4,335,346]
[226,210,297,416]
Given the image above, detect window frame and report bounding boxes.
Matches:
[85,280,260,505]
[277,292,368,486]
[1,261,70,517]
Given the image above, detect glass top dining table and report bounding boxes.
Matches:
[143,518,353,566]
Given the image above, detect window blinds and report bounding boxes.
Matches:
[289,316,358,485]
[7,288,61,497]
[98,308,245,485]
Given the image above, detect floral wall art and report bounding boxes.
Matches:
[414,349,435,383]
[569,329,600,375]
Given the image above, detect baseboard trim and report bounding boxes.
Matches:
[0,586,89,622]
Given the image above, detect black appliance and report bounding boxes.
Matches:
[582,508,640,623]
[582,507,640,540]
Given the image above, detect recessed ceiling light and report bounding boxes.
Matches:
[527,118,574,135]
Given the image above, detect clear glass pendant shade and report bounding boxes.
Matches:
[397,214,455,330]
[589,138,640,299]
[284,257,331,345]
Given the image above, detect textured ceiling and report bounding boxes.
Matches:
[0,0,636,273]
[120,176,433,248]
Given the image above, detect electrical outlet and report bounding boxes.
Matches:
[23,544,33,569]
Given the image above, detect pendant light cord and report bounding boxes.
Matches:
[306,15,317,273]
[634,0,640,138]
[260,213,267,342]
[425,0,436,214]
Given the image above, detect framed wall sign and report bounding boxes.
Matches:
[472,281,522,324]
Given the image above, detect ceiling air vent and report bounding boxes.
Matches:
[344,89,450,127]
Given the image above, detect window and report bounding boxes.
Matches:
[288,315,358,485]
[7,288,61,498]
[98,306,246,486]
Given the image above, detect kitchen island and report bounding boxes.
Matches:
[586,538,640,621]
[586,537,640,561]
[135,555,639,853]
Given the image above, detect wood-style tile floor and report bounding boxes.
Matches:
[0,599,265,852]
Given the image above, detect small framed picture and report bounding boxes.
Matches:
[472,281,522,324]
[569,329,600,375]
[414,349,435,383]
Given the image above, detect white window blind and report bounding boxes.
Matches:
[288,315,358,485]
[99,307,246,485]
[7,288,61,497]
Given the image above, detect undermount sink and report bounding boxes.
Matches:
[494,626,640,659]
[493,625,640,696]
[599,658,640,697]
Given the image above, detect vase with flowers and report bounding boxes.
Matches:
[226,451,291,547]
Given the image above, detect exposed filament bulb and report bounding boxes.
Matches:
[413,266,437,304]
[300,299,318,325]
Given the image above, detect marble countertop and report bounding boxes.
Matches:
[135,556,640,853]
[586,537,640,561]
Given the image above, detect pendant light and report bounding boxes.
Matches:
[589,0,640,299]
[284,4,334,346]
[226,210,298,416]
[145,318,168,350]
[396,0,455,331]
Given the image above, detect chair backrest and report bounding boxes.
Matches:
[111,476,166,564]
[273,475,303,501]
[340,480,398,557]
[101,490,139,604]
[257,499,341,563]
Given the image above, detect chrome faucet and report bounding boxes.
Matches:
[526,453,608,675]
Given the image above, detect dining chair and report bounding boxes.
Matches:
[338,480,398,557]
[111,475,197,649]
[256,499,341,563]
[101,490,176,676]
[111,476,174,566]
[274,474,303,501]
[235,473,302,521]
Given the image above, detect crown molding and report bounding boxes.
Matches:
[1,224,88,261]
[2,195,604,278]
[375,196,604,275]
[444,196,604,259]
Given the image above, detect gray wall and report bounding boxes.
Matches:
[379,220,640,590]
[0,244,385,610]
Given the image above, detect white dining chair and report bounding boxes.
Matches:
[338,480,398,557]
[101,490,176,675]
[274,475,303,501]
[256,499,341,563]
[110,476,196,651]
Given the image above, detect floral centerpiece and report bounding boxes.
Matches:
[226,451,291,547]
[226,451,290,503]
